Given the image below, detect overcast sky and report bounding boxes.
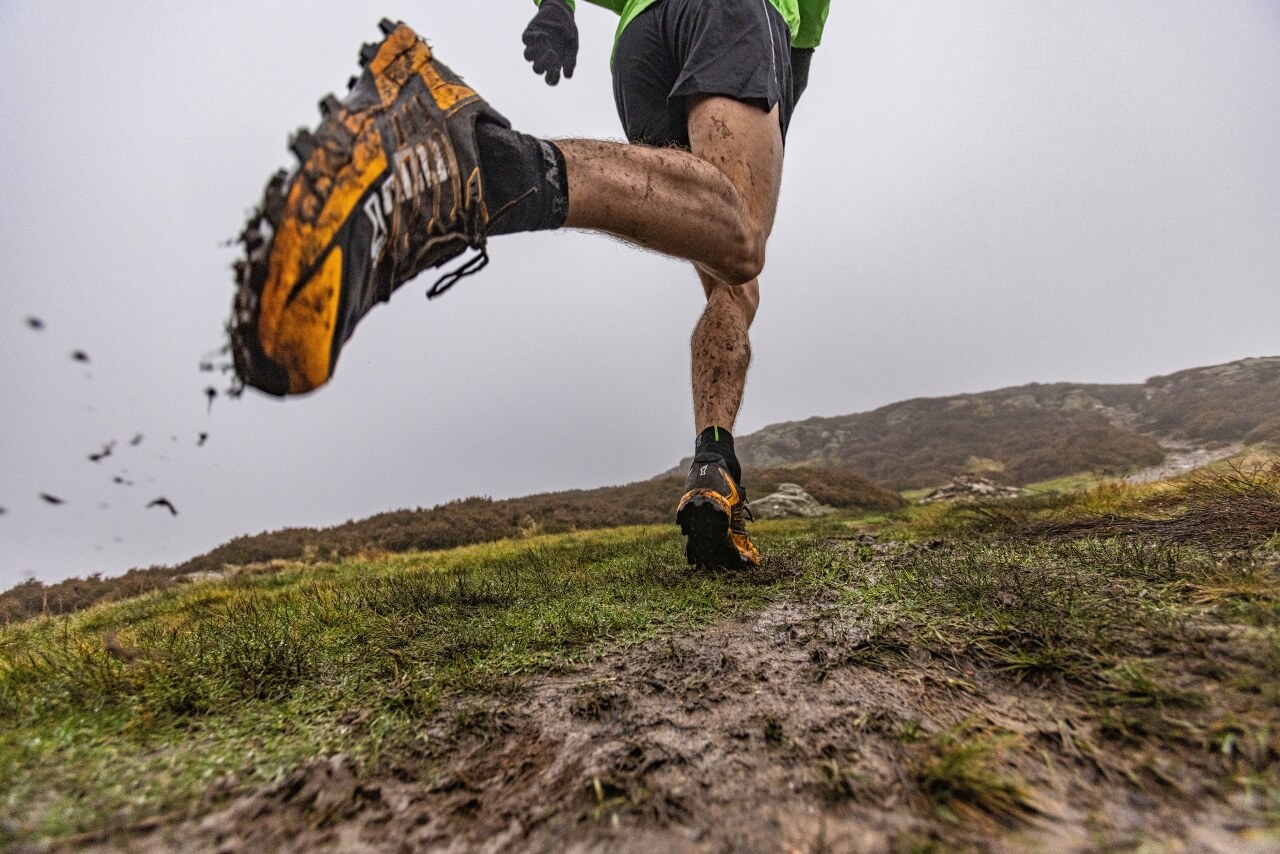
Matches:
[2,1,1278,588]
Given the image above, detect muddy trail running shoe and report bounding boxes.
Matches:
[677,453,762,570]
[230,20,505,396]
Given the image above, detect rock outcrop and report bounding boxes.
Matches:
[750,484,834,519]
[920,475,1024,503]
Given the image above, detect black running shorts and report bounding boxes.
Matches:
[612,0,798,148]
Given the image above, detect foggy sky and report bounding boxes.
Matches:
[2,1,1278,588]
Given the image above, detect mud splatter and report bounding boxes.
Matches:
[146,498,178,516]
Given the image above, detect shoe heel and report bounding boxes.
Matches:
[678,498,738,568]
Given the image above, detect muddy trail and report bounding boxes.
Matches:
[60,600,1272,853]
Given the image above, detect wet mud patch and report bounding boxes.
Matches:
[63,600,1275,853]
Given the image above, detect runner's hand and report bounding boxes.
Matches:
[522,0,578,86]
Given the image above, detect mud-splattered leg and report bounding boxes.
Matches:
[559,95,781,433]
[560,97,783,288]
[693,271,759,433]
[683,96,777,433]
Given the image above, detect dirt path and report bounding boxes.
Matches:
[66,601,1272,853]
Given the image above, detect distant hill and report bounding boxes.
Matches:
[721,356,1280,489]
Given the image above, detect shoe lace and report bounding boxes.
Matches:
[424,167,493,300]
[426,246,489,299]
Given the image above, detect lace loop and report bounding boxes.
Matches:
[426,247,489,299]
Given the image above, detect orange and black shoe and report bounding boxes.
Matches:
[230,20,508,396]
[676,453,762,570]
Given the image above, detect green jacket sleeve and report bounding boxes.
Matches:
[794,0,830,48]
[536,0,628,12]
[539,0,826,48]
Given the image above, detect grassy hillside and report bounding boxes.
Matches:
[2,460,1278,850]
[0,467,903,625]
[10,354,1279,626]
[0,522,816,841]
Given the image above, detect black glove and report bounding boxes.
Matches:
[522,0,578,86]
[791,46,814,103]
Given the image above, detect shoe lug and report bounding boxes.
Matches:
[319,94,343,119]
[289,129,317,163]
[261,171,287,229]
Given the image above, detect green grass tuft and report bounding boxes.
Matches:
[913,723,1035,825]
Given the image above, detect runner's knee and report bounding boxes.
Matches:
[715,218,766,286]
[701,272,760,326]
[735,278,761,326]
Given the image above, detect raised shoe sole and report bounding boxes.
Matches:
[677,491,754,570]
